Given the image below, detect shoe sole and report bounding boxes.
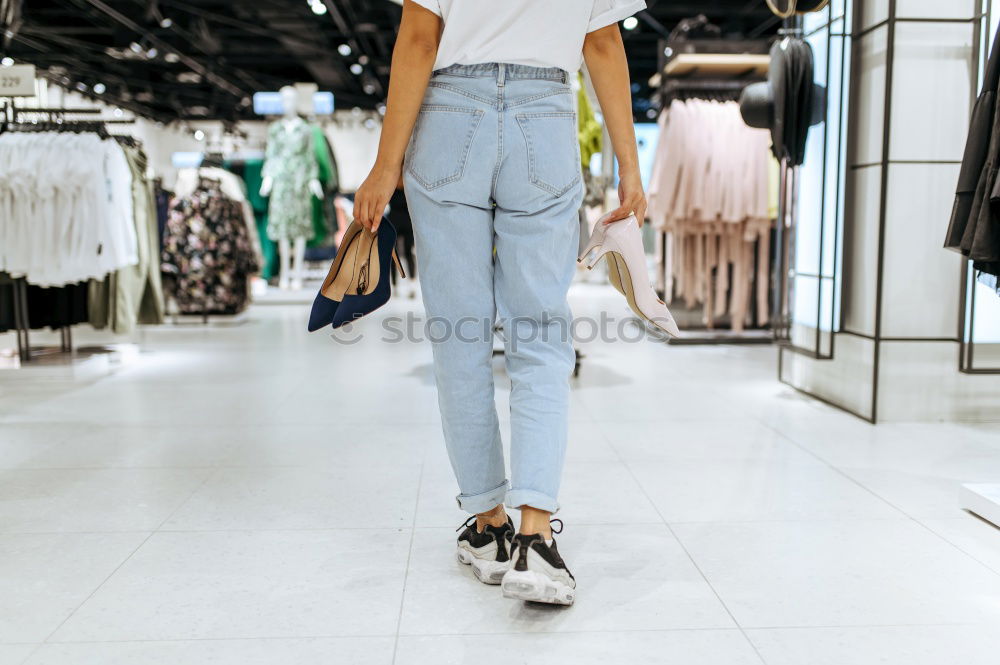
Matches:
[501,569,576,605]
[456,546,508,585]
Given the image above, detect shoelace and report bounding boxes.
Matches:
[456,516,477,533]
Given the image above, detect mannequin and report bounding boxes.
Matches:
[260,86,324,290]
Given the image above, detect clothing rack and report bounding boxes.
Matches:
[653,35,775,344]
[661,79,751,104]
[0,106,136,363]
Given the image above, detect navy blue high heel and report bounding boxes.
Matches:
[306,218,403,332]
[331,219,401,329]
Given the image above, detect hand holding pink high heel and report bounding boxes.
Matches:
[579,211,681,338]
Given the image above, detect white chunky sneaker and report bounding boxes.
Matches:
[455,516,515,585]
[501,521,576,606]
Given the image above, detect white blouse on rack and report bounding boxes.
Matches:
[0,132,137,287]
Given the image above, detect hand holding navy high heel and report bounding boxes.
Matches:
[307,218,404,332]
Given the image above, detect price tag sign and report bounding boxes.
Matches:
[0,64,37,97]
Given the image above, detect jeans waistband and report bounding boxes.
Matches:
[433,63,568,84]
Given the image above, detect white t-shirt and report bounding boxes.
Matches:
[409,0,647,73]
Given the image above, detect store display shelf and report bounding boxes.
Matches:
[961,483,1000,529]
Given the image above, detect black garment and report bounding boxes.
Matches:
[388,189,416,282]
[155,185,172,251]
[0,279,89,333]
[770,37,815,166]
[944,24,1000,279]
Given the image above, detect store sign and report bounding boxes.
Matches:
[0,64,37,97]
[172,152,205,168]
[252,91,335,116]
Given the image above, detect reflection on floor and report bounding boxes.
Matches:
[1,284,999,665]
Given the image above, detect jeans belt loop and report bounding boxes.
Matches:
[497,63,506,86]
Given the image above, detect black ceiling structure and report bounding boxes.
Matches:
[1,0,780,123]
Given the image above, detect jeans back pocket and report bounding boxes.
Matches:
[516,112,582,197]
[407,106,485,190]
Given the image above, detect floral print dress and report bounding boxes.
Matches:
[161,179,260,314]
[262,118,319,242]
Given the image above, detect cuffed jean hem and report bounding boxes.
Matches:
[456,479,509,514]
[505,489,560,514]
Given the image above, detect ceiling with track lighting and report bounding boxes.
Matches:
[0,0,780,123]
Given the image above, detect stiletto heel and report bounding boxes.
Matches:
[578,234,603,265]
[586,214,681,338]
[584,246,608,270]
[577,215,612,263]
[392,249,406,279]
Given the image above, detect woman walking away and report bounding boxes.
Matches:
[353,0,648,606]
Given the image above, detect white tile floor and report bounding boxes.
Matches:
[2,283,1000,665]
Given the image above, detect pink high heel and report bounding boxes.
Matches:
[578,214,681,338]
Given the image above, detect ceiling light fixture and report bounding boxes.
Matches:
[165,52,180,63]
[194,129,205,141]
[160,17,173,28]
[0,57,13,67]
[623,17,638,30]
[338,44,352,57]
[93,82,106,94]
[146,47,158,58]
[129,41,143,53]
[350,63,363,75]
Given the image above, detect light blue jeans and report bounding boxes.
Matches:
[404,63,583,515]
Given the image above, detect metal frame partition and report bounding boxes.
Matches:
[780,0,992,422]
[774,6,851,361]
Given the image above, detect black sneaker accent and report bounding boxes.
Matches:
[510,533,575,581]
[456,515,514,563]
[502,520,576,605]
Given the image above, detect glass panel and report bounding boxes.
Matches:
[791,274,821,349]
[881,163,963,338]
[784,6,851,358]
[843,165,881,337]
[823,34,847,279]
[859,0,889,31]
[896,0,977,19]
[972,283,1000,343]
[830,0,847,22]
[804,3,831,34]
[851,26,887,166]
[889,22,974,162]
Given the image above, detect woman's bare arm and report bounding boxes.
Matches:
[583,24,647,225]
[354,0,441,231]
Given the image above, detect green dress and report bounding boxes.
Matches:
[237,158,279,281]
[309,125,333,248]
[262,119,318,242]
